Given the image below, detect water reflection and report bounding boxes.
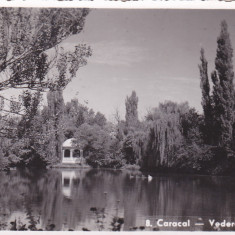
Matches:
[62,171,76,198]
[0,169,235,231]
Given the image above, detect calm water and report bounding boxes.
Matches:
[1,168,235,231]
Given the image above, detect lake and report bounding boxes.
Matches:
[0,168,235,231]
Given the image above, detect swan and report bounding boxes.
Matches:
[148,175,153,182]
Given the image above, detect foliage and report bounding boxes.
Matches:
[122,91,145,165]
[93,112,107,127]
[125,91,138,128]
[0,7,91,149]
[1,19,235,176]
[174,143,213,173]
[45,90,65,164]
[199,48,213,144]
[142,101,187,169]
[0,147,9,170]
[0,8,91,91]
[180,107,203,144]
[110,217,124,231]
[175,144,235,175]
[0,8,92,168]
[8,91,48,167]
[63,99,107,138]
[211,20,234,147]
[122,127,146,165]
[74,123,125,168]
[0,90,65,167]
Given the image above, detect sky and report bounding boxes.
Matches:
[4,8,235,121]
[60,9,235,121]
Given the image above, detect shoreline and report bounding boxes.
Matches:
[46,164,234,178]
[3,162,235,177]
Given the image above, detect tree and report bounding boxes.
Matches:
[0,8,91,91]
[125,91,139,127]
[142,101,196,169]
[0,8,91,138]
[198,48,213,144]
[74,123,110,167]
[17,91,42,136]
[211,20,234,147]
[12,91,47,167]
[113,107,121,124]
[93,112,107,127]
[46,89,65,163]
[180,108,202,144]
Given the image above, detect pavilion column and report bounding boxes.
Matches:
[70,149,73,158]
[80,149,83,164]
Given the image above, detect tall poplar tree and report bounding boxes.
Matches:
[211,20,234,147]
[125,91,139,128]
[124,91,139,164]
[199,48,213,144]
[46,89,65,163]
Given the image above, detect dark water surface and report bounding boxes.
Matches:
[1,168,235,231]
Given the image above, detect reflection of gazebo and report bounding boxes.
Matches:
[61,138,84,164]
[62,170,76,198]
[61,169,89,198]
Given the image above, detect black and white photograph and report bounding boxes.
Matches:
[1,6,235,232]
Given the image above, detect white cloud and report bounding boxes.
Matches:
[88,40,147,67]
[61,39,146,67]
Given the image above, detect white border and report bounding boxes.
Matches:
[0,1,234,235]
[0,0,235,9]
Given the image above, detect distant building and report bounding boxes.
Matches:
[61,138,84,164]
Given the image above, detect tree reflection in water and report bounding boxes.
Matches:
[0,169,235,231]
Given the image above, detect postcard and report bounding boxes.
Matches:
[0,1,235,233]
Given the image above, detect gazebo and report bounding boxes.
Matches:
[61,138,84,164]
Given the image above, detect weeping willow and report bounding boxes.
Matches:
[140,102,188,169]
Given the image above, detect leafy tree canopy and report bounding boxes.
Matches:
[0,8,91,91]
